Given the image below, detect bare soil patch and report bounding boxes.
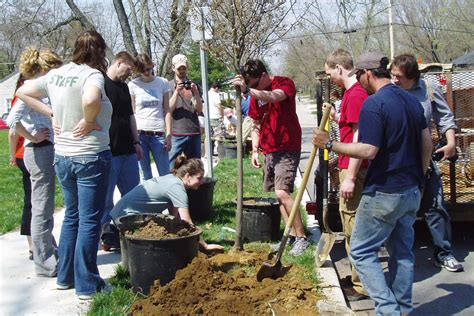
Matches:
[130,249,320,315]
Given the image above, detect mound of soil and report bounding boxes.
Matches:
[130,250,320,315]
[126,216,198,240]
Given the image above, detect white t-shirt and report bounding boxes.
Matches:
[207,88,222,120]
[128,77,170,132]
[32,62,112,156]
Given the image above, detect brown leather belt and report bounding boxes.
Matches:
[139,130,165,136]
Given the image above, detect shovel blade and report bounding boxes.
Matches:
[315,232,336,268]
[256,260,282,282]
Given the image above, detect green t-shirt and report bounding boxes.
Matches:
[110,174,188,219]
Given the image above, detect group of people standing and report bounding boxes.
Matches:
[7,30,218,300]
[313,50,463,315]
[6,27,462,313]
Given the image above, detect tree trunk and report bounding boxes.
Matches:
[65,0,114,59]
[113,0,138,56]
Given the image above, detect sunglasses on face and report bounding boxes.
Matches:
[143,67,154,73]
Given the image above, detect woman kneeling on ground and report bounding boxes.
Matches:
[110,155,223,253]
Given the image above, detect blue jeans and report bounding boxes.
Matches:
[168,134,201,170]
[139,134,170,180]
[101,153,139,225]
[420,161,453,260]
[350,187,421,315]
[54,151,111,295]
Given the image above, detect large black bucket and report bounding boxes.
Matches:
[124,215,202,295]
[242,197,281,242]
[224,142,237,158]
[187,177,217,221]
[115,213,159,271]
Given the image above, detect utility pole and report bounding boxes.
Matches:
[389,0,395,59]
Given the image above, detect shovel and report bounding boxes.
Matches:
[256,104,332,282]
[315,118,335,267]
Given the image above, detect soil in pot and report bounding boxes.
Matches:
[125,215,201,294]
[130,249,320,315]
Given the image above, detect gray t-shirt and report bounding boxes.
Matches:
[110,174,188,219]
[32,62,112,156]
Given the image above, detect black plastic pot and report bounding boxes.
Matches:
[115,213,159,271]
[123,215,202,295]
[224,142,238,159]
[242,197,282,242]
[187,177,217,221]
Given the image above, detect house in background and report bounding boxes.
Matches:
[0,72,19,119]
[451,50,474,70]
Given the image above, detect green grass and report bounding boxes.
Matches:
[0,130,64,234]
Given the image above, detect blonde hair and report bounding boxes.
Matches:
[172,155,204,178]
[19,47,62,79]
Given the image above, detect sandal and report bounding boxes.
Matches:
[29,250,33,261]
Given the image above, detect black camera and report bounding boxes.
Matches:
[432,140,458,162]
[181,79,192,90]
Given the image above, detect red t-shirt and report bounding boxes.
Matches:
[249,76,301,154]
[338,82,369,169]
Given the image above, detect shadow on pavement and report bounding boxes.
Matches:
[412,283,474,315]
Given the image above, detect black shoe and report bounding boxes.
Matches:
[345,287,369,302]
[340,275,353,288]
[28,250,33,261]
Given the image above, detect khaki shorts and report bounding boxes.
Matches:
[264,151,300,193]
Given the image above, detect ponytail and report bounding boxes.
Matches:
[172,154,204,178]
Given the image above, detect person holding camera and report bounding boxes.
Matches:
[391,54,463,272]
[129,53,171,180]
[168,54,203,169]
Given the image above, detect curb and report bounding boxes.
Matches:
[294,136,350,314]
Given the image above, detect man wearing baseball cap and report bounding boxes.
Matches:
[314,52,433,315]
[168,54,203,169]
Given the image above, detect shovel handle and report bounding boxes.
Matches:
[275,104,332,260]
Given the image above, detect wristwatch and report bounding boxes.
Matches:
[244,86,250,95]
[133,141,141,145]
[325,140,334,151]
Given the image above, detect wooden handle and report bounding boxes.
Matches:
[276,104,333,257]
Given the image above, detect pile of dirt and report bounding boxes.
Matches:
[126,216,198,240]
[130,250,320,315]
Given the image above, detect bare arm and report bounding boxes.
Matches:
[191,83,203,113]
[12,123,49,144]
[169,88,179,113]
[72,85,102,138]
[130,115,144,160]
[163,91,173,151]
[436,128,456,160]
[173,206,224,253]
[249,88,287,103]
[16,83,52,117]
[340,124,364,199]
[8,129,19,165]
[251,119,261,168]
[130,94,136,113]
[313,129,378,160]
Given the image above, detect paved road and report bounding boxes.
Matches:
[296,96,474,315]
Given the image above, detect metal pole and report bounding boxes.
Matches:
[389,0,395,60]
[199,7,213,178]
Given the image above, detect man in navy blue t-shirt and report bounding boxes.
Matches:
[313,52,433,315]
